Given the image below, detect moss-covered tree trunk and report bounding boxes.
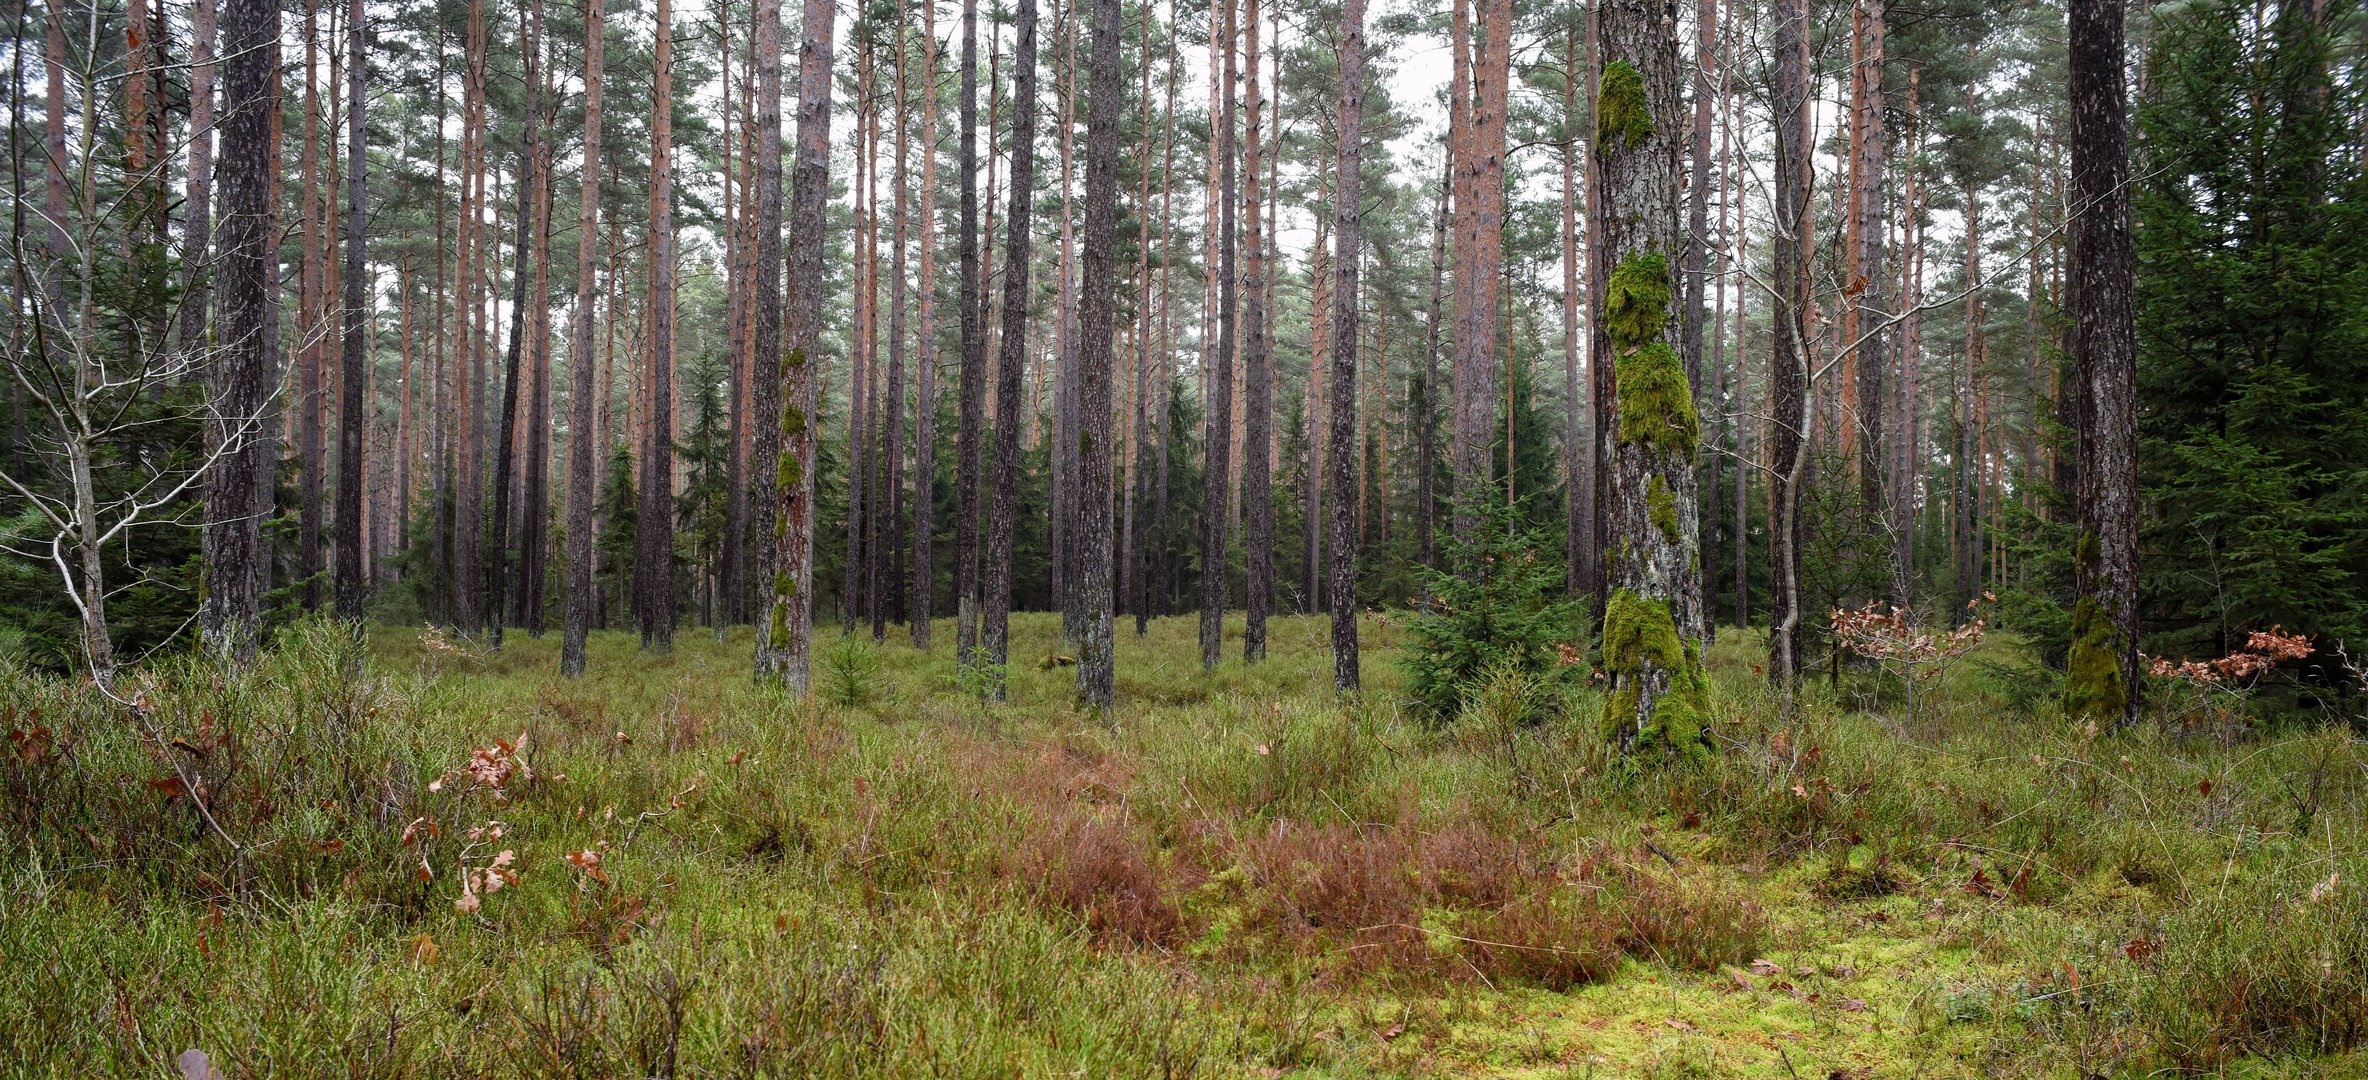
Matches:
[1594,0,1707,762]
[758,0,834,690]
[2064,0,2140,728]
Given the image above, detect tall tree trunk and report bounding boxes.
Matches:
[298,0,325,611]
[1050,0,1076,640]
[1850,0,1890,592]
[1148,4,1176,627]
[759,0,832,688]
[454,0,487,632]
[521,0,555,634]
[1447,0,1496,547]
[200,0,281,663]
[2065,0,2139,727]
[1327,0,1365,692]
[1073,0,1120,708]
[952,0,987,665]
[637,0,677,648]
[719,0,748,629]
[1596,0,1702,756]
[982,0,1039,697]
[333,0,368,620]
[1766,0,1811,687]
[1121,0,1153,629]
[912,1,940,649]
[1417,146,1447,579]
[1197,0,1235,670]
[563,0,604,676]
[748,0,785,651]
[844,49,872,635]
[1560,18,1585,596]
[1239,0,1269,661]
[489,0,542,645]
[870,23,907,640]
[180,0,217,353]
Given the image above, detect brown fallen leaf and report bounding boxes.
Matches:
[1663,1018,1694,1031]
[1749,958,1783,976]
[1839,998,1868,1012]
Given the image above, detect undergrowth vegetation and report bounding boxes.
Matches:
[1,614,2365,1075]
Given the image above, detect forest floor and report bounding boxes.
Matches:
[3,613,2367,1077]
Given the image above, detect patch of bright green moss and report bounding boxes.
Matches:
[1604,252,1673,352]
[1615,342,1700,457]
[1597,60,1654,153]
[1599,589,1711,762]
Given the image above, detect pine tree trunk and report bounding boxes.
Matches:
[748,0,785,652]
[982,0,1040,697]
[1239,0,1270,661]
[521,0,555,634]
[179,0,217,354]
[912,2,941,650]
[2065,0,2139,727]
[490,0,543,646]
[952,0,986,665]
[1766,0,1811,686]
[199,0,280,663]
[1073,0,1121,708]
[334,0,368,621]
[298,0,326,611]
[1851,0,1890,579]
[563,0,604,676]
[759,0,830,688]
[1197,0,1236,670]
[1596,0,1703,756]
[1560,19,1585,597]
[1417,148,1447,580]
[637,0,677,649]
[875,24,909,642]
[1326,0,1365,691]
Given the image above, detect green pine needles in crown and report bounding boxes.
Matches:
[1401,486,1592,726]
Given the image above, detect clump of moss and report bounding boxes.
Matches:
[1596,60,1654,153]
[1603,252,1672,353]
[1598,589,1712,763]
[1813,858,1910,902]
[1647,474,1678,542]
[1614,343,1699,457]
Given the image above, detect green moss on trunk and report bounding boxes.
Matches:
[1596,60,1654,152]
[1599,589,1712,763]
[1604,252,1672,353]
[2064,527,2129,725]
[1614,343,1698,457]
[1647,474,1678,542]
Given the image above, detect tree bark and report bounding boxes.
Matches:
[1766,0,1810,686]
[490,0,543,645]
[953,0,986,665]
[333,0,368,621]
[758,0,833,689]
[1197,0,1235,670]
[1596,0,1703,757]
[1560,19,1585,597]
[1239,0,1270,661]
[912,1,941,649]
[563,0,604,676]
[1074,0,1121,708]
[982,0,1039,697]
[637,0,677,649]
[875,21,909,641]
[2065,0,2140,728]
[1327,0,1365,692]
[199,0,280,663]
[298,0,325,611]
[179,0,217,354]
